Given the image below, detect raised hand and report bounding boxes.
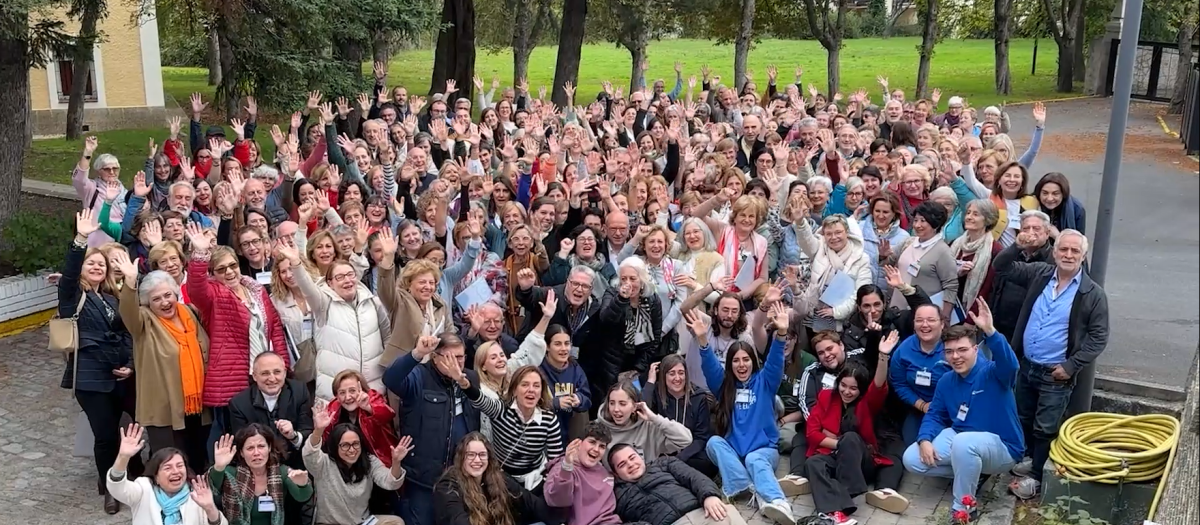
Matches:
[185,222,210,253]
[213,434,236,471]
[540,288,559,317]
[373,61,388,81]
[558,237,575,258]
[117,423,145,459]
[83,135,99,156]
[564,438,581,467]
[230,118,246,139]
[1032,101,1047,127]
[335,96,352,118]
[391,436,414,464]
[879,330,900,356]
[189,476,217,510]
[142,220,163,247]
[968,297,995,335]
[683,308,711,342]
[112,251,138,282]
[287,469,310,486]
[306,90,323,111]
[312,398,333,431]
[102,179,122,203]
[168,115,182,139]
[445,79,459,96]
[318,102,336,124]
[413,328,440,359]
[76,208,98,237]
[516,267,537,290]
[770,300,790,335]
[189,92,208,118]
[357,92,370,114]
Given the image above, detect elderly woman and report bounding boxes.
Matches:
[621,224,685,342]
[671,218,726,306]
[63,209,137,514]
[890,201,958,322]
[183,223,290,453]
[989,161,1040,247]
[74,137,128,247]
[546,224,615,299]
[951,199,1004,322]
[108,424,226,525]
[960,149,1006,199]
[147,241,189,304]
[594,257,665,393]
[693,190,770,303]
[896,164,931,226]
[114,252,211,476]
[791,199,874,334]
[374,229,455,365]
[501,224,551,333]
[859,192,911,296]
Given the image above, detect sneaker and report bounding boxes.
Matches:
[829,511,858,525]
[865,488,910,514]
[779,474,812,496]
[949,508,981,523]
[1011,457,1034,477]
[1009,477,1041,500]
[760,498,797,525]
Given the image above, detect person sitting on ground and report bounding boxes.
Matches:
[902,299,1023,523]
[609,444,747,525]
[597,380,693,462]
[107,424,227,525]
[464,364,565,489]
[209,424,314,525]
[228,352,314,469]
[643,354,718,477]
[303,399,412,525]
[434,432,563,525]
[544,422,646,525]
[888,302,952,446]
[539,324,594,443]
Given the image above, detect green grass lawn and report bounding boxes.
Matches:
[30,37,1072,186]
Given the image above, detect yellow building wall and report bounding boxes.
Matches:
[28,0,148,109]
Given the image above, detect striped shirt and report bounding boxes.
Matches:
[798,348,866,419]
[469,391,564,476]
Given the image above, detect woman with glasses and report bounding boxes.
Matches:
[791,199,874,335]
[545,225,615,300]
[75,136,129,247]
[233,226,273,284]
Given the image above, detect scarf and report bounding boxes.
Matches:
[716,227,767,293]
[797,227,856,316]
[623,300,653,347]
[154,484,191,525]
[221,465,286,525]
[950,232,992,310]
[504,253,537,334]
[569,253,608,297]
[159,304,206,415]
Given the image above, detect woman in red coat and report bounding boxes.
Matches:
[803,330,909,524]
[321,370,399,467]
[184,223,289,453]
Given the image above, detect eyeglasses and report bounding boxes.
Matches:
[100,166,120,172]
[338,442,362,452]
[465,451,489,460]
[331,271,357,283]
[902,180,924,186]
[568,280,593,290]
[213,263,239,275]
[240,238,263,249]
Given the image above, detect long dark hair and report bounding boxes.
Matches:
[834,360,873,433]
[713,341,761,436]
[439,433,515,525]
[1034,172,1072,217]
[232,423,286,468]
[652,354,717,426]
[323,423,371,484]
[710,292,748,339]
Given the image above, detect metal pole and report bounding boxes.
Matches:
[1070,0,1143,415]
[1032,38,1039,75]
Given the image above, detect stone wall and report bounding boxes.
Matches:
[30,106,186,136]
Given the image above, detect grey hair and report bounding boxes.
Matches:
[798,117,818,130]
[138,270,179,306]
[966,198,1000,232]
[568,265,596,282]
[843,176,864,193]
[1019,209,1052,229]
[807,175,833,193]
[929,186,959,207]
[671,217,717,257]
[478,301,504,315]
[168,181,194,197]
[1058,229,1089,253]
[614,256,654,298]
[93,153,119,171]
[329,224,354,237]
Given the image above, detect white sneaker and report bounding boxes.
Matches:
[1010,477,1041,500]
[759,498,796,525]
[865,488,909,514]
[1011,458,1034,478]
[778,474,812,496]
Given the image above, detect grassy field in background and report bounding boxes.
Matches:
[28,37,1073,185]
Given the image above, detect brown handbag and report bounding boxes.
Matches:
[47,295,87,353]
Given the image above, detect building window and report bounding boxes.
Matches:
[54,59,98,104]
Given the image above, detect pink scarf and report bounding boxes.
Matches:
[716,227,767,293]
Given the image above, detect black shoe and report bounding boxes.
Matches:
[104,494,120,515]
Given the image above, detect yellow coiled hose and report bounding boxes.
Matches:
[1048,412,1181,519]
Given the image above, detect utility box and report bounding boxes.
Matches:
[1041,459,1159,525]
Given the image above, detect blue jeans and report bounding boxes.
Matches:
[902,428,1016,511]
[1017,360,1073,482]
[706,436,785,502]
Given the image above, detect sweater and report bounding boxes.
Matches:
[543,456,622,525]
[540,359,594,444]
[918,330,1025,461]
[465,383,564,476]
[597,412,693,462]
[888,335,952,407]
[106,470,229,525]
[301,435,405,525]
[699,335,787,457]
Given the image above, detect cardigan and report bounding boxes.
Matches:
[301,436,406,525]
[377,267,454,366]
[59,241,133,392]
[892,236,958,311]
[107,470,229,525]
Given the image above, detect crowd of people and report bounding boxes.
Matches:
[56,61,1109,525]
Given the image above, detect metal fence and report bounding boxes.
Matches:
[1105,39,1181,102]
[1182,63,1199,155]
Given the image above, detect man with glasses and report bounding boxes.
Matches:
[903,299,1022,523]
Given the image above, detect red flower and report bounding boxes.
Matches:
[953,510,971,523]
[961,495,978,508]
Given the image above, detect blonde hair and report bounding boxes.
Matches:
[270,256,297,301]
[399,258,441,291]
[147,241,184,275]
[731,194,768,228]
[473,341,507,392]
[79,247,118,294]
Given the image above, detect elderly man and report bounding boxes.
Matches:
[993,229,1108,500]
[241,178,289,224]
[515,265,603,408]
[227,352,314,468]
[737,114,766,170]
[462,301,519,364]
[990,211,1055,341]
[603,211,630,271]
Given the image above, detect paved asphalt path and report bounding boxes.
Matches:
[1005,98,1198,388]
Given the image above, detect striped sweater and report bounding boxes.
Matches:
[798,347,866,420]
[465,384,564,476]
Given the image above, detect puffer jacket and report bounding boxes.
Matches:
[793,216,874,323]
[613,456,721,525]
[295,269,392,401]
[187,253,289,407]
[591,288,662,397]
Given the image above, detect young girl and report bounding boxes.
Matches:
[433,433,559,525]
[643,354,717,477]
[538,325,593,443]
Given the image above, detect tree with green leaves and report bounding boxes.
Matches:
[1168,0,1197,114]
[915,0,939,98]
[477,0,554,84]
[64,0,107,140]
[594,0,661,92]
[1038,0,1084,92]
[800,0,850,96]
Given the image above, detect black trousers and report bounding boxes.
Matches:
[684,452,719,478]
[76,382,141,493]
[789,430,810,476]
[804,432,874,515]
[874,432,906,492]
[144,414,209,476]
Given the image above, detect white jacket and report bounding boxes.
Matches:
[793,216,874,322]
[106,469,228,525]
[296,268,392,400]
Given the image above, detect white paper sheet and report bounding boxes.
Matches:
[454,278,493,310]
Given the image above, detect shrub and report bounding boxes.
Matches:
[0,210,76,277]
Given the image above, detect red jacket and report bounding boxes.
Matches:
[320,390,399,467]
[187,254,289,407]
[806,381,892,466]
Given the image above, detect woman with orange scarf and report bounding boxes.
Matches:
[114,251,211,476]
[503,224,550,334]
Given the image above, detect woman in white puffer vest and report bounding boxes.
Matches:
[275,243,391,400]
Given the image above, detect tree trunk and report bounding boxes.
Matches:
[216,16,238,118]
[1055,38,1074,92]
[1168,11,1197,114]
[0,30,30,226]
[373,30,391,65]
[512,0,534,84]
[994,0,1012,95]
[207,27,221,86]
[1072,9,1085,82]
[430,0,477,100]
[915,0,938,98]
[826,43,841,99]
[334,37,365,80]
[65,6,101,140]
[627,42,647,94]
[550,0,587,107]
[733,0,756,92]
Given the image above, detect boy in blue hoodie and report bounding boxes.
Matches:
[888,303,954,445]
[902,299,1024,520]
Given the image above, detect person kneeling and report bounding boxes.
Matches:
[610,444,746,525]
[902,299,1023,523]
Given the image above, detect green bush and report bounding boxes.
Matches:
[0,211,76,276]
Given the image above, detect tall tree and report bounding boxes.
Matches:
[733,0,756,91]
[994,0,1012,94]
[598,0,656,92]
[206,26,221,86]
[550,0,587,106]
[64,0,107,140]
[510,0,552,83]
[800,0,850,96]
[429,0,476,98]
[1168,1,1197,114]
[1039,0,1084,92]
[915,0,939,98]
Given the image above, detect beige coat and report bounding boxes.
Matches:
[378,266,455,366]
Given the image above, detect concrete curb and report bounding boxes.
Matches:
[0,309,54,339]
[1096,374,1187,402]
[21,178,79,201]
[979,472,1018,525]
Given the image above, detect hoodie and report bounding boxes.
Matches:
[699,335,787,457]
[918,330,1024,461]
[543,456,622,525]
[642,384,714,465]
[598,411,693,462]
[888,334,953,408]
[540,358,593,444]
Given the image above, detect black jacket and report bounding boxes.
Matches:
[592,288,663,396]
[642,386,714,465]
[434,474,563,525]
[228,379,314,468]
[59,242,133,393]
[841,285,933,375]
[994,248,1110,376]
[990,242,1054,343]
[614,456,721,525]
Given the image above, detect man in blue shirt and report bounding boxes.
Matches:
[992,229,1109,499]
[903,298,1023,521]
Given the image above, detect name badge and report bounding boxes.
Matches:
[907,262,920,277]
[570,346,580,359]
[257,495,276,513]
[301,318,314,341]
[1007,215,1021,230]
[957,403,970,421]
[792,379,802,397]
[256,271,273,285]
[361,516,379,525]
[454,397,464,416]
[821,373,835,390]
[735,389,751,404]
[915,370,933,387]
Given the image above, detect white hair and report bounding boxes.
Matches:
[1058,229,1089,253]
[1020,209,1051,229]
[807,176,833,193]
[929,186,959,206]
[138,270,179,307]
[614,256,655,298]
[93,153,119,171]
[671,217,717,257]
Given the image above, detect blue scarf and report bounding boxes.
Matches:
[154,484,191,525]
